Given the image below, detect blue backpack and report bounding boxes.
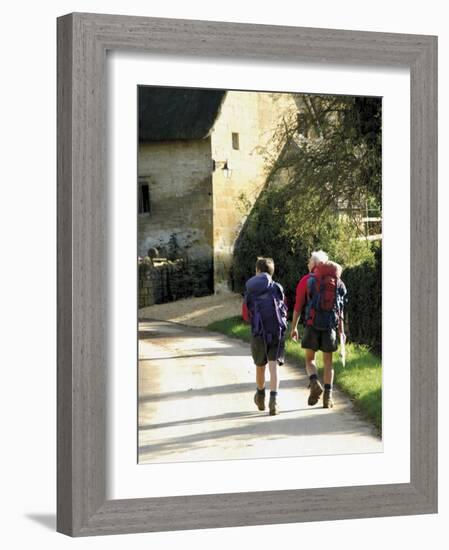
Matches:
[245,273,288,346]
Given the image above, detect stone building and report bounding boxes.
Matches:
[138,86,298,294]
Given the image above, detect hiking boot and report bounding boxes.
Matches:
[269,395,279,416]
[254,390,266,411]
[307,378,323,406]
[323,389,334,409]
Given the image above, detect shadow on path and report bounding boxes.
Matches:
[139,411,371,459]
[139,378,304,403]
[139,408,310,431]
[139,319,381,463]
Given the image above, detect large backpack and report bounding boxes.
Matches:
[245,275,288,345]
[306,271,346,331]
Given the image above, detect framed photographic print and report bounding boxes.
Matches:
[57,12,437,536]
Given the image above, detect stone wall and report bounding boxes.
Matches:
[138,91,300,296]
[210,91,297,292]
[138,138,213,260]
[139,258,213,308]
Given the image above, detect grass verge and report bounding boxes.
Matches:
[207,316,382,434]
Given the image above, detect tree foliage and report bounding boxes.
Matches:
[232,182,374,309]
[264,94,382,244]
[232,94,382,349]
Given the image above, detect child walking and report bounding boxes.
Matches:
[242,257,288,415]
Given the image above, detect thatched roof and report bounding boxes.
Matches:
[139,86,227,142]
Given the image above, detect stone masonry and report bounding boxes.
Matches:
[138,89,299,295]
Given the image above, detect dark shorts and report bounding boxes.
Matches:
[301,325,338,353]
[250,335,284,366]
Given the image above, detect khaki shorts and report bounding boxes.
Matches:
[301,325,338,353]
[250,335,284,366]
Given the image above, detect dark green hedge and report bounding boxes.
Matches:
[231,184,382,353]
[343,245,382,353]
[231,185,310,311]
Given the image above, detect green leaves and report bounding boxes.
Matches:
[268,95,382,220]
[232,94,382,350]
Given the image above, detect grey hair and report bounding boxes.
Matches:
[309,250,328,267]
[328,260,343,278]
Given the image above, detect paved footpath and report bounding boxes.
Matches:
[138,319,382,464]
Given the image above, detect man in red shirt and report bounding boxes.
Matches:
[290,251,346,409]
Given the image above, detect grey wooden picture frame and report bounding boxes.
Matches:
[57,12,438,537]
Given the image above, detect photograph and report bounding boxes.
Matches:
[137,86,383,464]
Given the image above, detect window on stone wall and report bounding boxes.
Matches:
[139,183,151,214]
[232,132,240,150]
